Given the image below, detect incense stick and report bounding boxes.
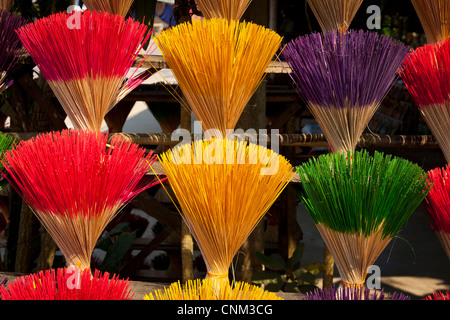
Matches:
[195,0,253,20]
[296,150,431,286]
[400,39,450,163]
[154,18,282,135]
[145,278,283,300]
[159,139,294,283]
[0,268,134,300]
[0,0,13,11]
[423,166,450,259]
[1,130,160,270]
[411,0,450,44]
[0,9,28,95]
[16,11,152,131]
[307,0,363,32]
[82,0,134,16]
[283,30,410,153]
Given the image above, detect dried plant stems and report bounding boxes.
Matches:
[16,11,151,131]
[0,0,13,11]
[0,9,28,95]
[401,39,450,163]
[296,150,431,286]
[154,18,282,135]
[1,130,159,270]
[82,0,134,16]
[423,166,450,259]
[411,0,450,44]
[195,0,253,20]
[283,30,410,153]
[307,0,363,32]
[145,278,283,300]
[0,268,134,300]
[159,139,294,282]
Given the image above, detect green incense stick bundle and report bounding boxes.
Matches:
[296,150,431,287]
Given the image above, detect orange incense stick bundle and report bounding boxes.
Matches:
[195,0,253,20]
[82,0,134,16]
[1,130,160,270]
[154,18,282,135]
[159,139,294,285]
[0,268,134,300]
[16,11,152,131]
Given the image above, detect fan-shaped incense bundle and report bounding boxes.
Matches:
[0,268,134,300]
[154,18,282,135]
[159,139,294,284]
[195,0,253,20]
[16,11,152,131]
[0,9,27,95]
[400,39,450,163]
[423,166,450,259]
[307,0,363,32]
[303,285,411,300]
[283,30,410,153]
[0,132,14,190]
[296,150,431,287]
[1,130,160,270]
[411,0,450,44]
[82,0,134,16]
[144,278,282,300]
[424,290,450,300]
[0,0,13,12]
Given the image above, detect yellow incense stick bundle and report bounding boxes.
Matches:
[159,139,294,282]
[82,0,134,16]
[411,0,450,44]
[195,0,253,20]
[154,18,282,135]
[144,278,283,300]
[307,0,363,32]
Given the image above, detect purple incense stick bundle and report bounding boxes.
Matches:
[283,30,411,153]
[303,285,411,301]
[0,9,27,95]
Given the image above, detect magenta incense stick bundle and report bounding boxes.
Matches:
[16,11,152,131]
[1,130,161,270]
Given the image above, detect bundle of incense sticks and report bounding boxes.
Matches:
[424,290,450,300]
[158,139,294,286]
[0,268,134,300]
[0,132,14,190]
[154,18,282,135]
[283,29,410,154]
[400,39,450,163]
[82,0,134,16]
[0,9,28,95]
[423,166,450,259]
[195,0,253,20]
[1,130,161,270]
[411,0,450,44]
[296,150,430,287]
[303,286,411,300]
[307,0,363,32]
[0,0,13,12]
[16,11,152,131]
[144,278,282,300]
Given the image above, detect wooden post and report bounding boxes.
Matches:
[14,203,36,273]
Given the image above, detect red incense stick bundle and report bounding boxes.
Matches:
[0,268,134,300]
[423,166,450,259]
[1,130,160,270]
[16,11,152,131]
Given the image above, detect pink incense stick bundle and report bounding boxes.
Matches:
[16,11,152,131]
[1,130,160,270]
[0,268,134,300]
